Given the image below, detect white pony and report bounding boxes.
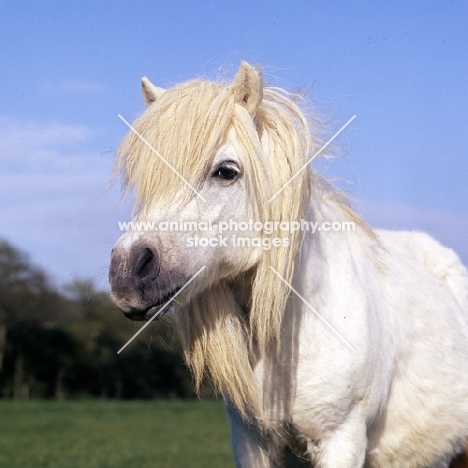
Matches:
[109,62,468,467]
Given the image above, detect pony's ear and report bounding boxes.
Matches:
[141,77,165,106]
[233,61,263,117]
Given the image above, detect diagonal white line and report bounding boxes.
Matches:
[268,114,356,202]
[118,114,207,202]
[269,266,356,353]
[117,266,206,354]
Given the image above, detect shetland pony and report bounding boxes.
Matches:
[109,62,468,467]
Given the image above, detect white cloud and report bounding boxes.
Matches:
[0,116,96,168]
[0,116,129,289]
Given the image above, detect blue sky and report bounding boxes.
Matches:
[1,0,467,289]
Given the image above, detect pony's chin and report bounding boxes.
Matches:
[123,305,162,322]
[121,286,182,321]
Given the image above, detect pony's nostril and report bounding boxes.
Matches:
[134,247,156,278]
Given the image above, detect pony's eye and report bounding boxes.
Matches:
[212,162,239,181]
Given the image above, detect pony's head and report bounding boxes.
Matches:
[109,62,315,418]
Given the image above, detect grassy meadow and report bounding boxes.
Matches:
[0,399,235,468]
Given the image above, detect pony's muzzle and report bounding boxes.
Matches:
[109,241,161,317]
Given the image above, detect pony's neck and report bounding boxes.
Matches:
[229,184,369,319]
[295,183,379,298]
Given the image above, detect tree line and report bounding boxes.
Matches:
[0,238,197,400]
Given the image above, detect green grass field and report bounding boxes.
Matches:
[0,399,235,468]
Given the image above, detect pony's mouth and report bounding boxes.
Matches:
[123,287,182,321]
